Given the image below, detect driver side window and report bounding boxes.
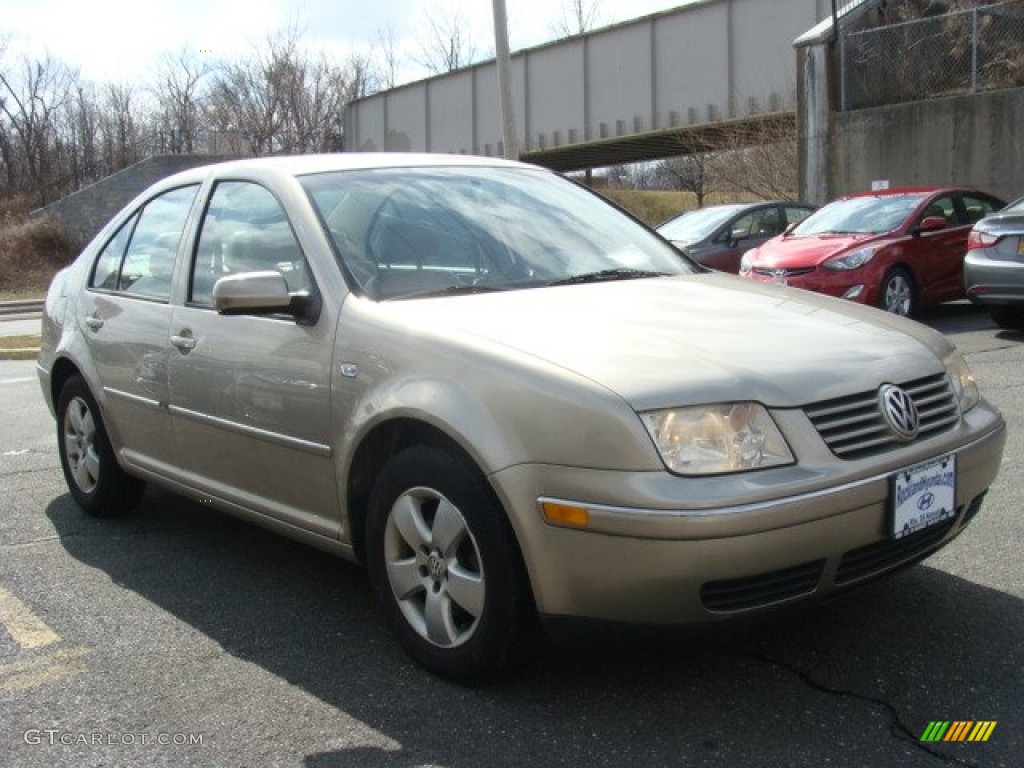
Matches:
[190,181,311,306]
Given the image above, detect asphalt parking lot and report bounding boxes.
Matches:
[1,302,1021,768]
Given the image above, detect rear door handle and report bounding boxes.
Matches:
[170,331,197,353]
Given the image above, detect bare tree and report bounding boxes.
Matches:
[151,49,213,154]
[655,131,719,207]
[713,117,799,201]
[553,0,602,37]
[414,8,478,74]
[98,82,143,171]
[375,24,401,90]
[0,53,78,203]
[207,25,370,156]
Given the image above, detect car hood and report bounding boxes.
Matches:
[750,233,880,268]
[378,274,950,411]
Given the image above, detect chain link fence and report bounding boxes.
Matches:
[840,1,1024,110]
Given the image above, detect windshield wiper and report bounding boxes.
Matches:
[547,268,670,287]
[396,283,505,299]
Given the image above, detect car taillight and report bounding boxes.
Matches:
[967,229,1000,250]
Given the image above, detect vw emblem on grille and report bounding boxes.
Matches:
[879,384,920,441]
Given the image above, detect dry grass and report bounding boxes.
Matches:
[0,209,77,293]
[598,189,760,227]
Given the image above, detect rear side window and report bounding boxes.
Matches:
[961,195,1000,225]
[88,185,199,300]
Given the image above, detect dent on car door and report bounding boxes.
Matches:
[167,180,339,537]
[77,184,199,473]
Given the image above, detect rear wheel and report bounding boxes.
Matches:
[879,267,915,316]
[365,446,531,682]
[990,306,1024,331]
[56,375,144,517]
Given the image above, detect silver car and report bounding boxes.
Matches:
[964,196,1024,330]
[38,154,1006,681]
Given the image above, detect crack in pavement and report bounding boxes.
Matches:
[724,645,985,768]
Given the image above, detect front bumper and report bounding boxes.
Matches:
[743,268,878,305]
[491,406,1005,625]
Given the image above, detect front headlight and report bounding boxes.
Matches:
[640,403,794,475]
[739,251,756,273]
[823,246,878,271]
[944,352,980,413]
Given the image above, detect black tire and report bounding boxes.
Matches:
[879,267,915,316]
[56,375,145,517]
[990,306,1024,331]
[365,445,532,683]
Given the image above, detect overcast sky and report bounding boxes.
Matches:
[3,0,695,85]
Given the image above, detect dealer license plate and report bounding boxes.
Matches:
[889,454,956,540]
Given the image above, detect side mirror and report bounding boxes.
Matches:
[916,216,947,234]
[213,271,319,325]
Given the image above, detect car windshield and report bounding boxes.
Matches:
[301,166,694,300]
[791,193,928,237]
[657,204,748,242]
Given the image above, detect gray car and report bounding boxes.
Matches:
[38,155,1005,682]
[964,196,1024,330]
[657,201,815,273]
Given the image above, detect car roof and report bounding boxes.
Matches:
[841,186,980,200]
[160,152,533,186]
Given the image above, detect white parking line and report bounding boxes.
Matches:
[0,377,36,385]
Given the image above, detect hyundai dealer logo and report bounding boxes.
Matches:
[879,384,920,441]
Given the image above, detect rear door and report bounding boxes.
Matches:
[167,179,339,537]
[76,184,199,474]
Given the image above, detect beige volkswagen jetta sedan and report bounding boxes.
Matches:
[38,155,1005,681]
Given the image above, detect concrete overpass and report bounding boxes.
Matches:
[344,0,833,171]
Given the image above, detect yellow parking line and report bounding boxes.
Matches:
[0,647,90,694]
[0,586,60,649]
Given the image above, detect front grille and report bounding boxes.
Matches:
[804,373,959,459]
[701,559,825,612]
[835,516,958,586]
[752,266,815,278]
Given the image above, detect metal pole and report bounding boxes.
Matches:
[492,0,520,159]
[971,7,979,93]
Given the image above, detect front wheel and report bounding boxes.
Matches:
[365,446,532,682]
[56,375,145,517]
[879,267,915,316]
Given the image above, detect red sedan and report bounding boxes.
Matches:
[739,187,1005,316]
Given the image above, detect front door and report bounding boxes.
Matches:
[167,180,339,537]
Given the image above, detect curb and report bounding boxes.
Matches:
[0,300,45,317]
[0,348,39,361]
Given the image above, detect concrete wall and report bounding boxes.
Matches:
[832,88,1024,202]
[32,155,236,247]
